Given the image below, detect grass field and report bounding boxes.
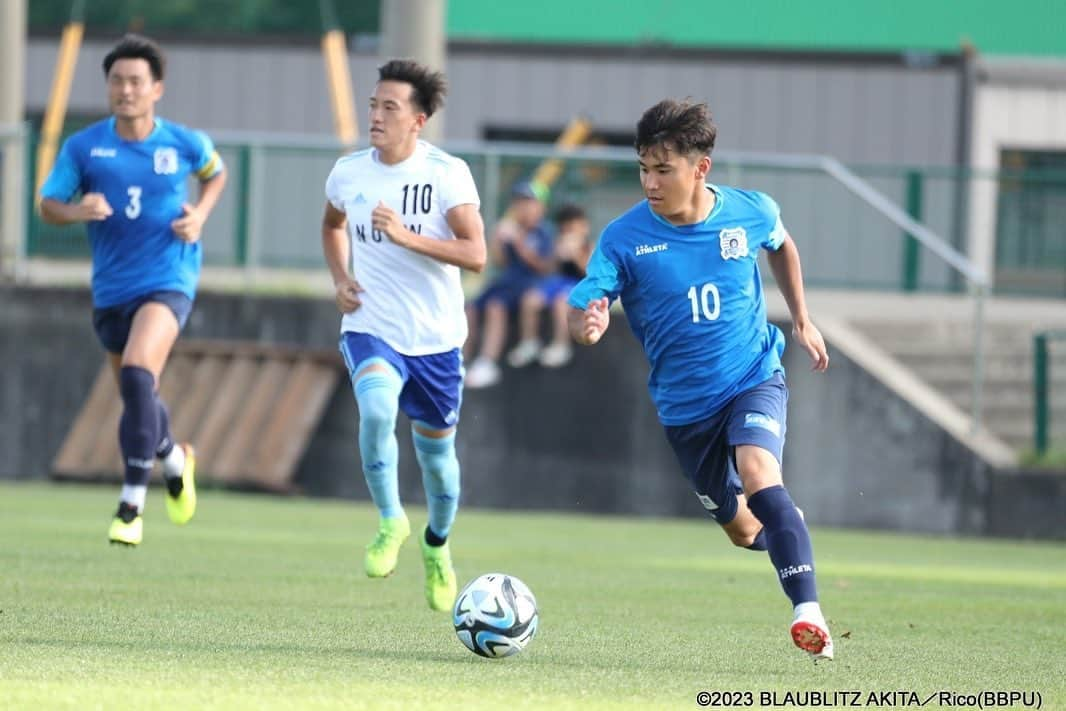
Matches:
[1,482,1064,710]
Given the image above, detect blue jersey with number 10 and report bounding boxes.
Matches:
[40,116,223,308]
[568,185,787,426]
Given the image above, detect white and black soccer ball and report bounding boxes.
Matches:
[452,573,538,658]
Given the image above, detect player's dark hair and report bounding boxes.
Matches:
[553,203,587,226]
[103,34,166,81]
[378,59,447,117]
[635,99,717,158]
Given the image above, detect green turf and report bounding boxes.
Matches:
[1,482,1064,710]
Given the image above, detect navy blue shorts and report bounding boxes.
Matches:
[92,290,193,354]
[663,373,788,524]
[339,331,463,430]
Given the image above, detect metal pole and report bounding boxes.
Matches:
[246,143,265,281]
[484,149,501,233]
[0,0,27,281]
[951,43,978,293]
[380,0,448,143]
[1034,332,1049,455]
[235,145,251,267]
[903,170,923,291]
[970,283,987,435]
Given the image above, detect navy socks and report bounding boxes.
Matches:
[747,485,818,606]
[118,366,159,487]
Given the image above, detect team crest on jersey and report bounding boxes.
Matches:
[153,147,179,175]
[719,227,749,260]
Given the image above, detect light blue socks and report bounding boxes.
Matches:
[413,429,461,541]
[354,368,403,518]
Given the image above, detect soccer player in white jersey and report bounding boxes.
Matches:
[321,60,486,611]
[568,100,834,660]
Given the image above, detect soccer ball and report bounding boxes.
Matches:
[452,573,538,658]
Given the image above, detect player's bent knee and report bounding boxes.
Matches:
[412,429,459,482]
[726,529,759,548]
[735,446,783,494]
[722,519,763,548]
[354,371,401,434]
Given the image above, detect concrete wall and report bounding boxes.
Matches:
[2,285,1062,539]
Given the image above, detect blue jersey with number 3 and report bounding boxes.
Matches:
[568,185,787,425]
[40,117,223,307]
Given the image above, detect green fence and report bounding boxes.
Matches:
[1033,330,1066,462]
[9,126,1066,296]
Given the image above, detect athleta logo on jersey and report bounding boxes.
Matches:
[635,242,668,256]
[154,147,178,175]
[719,227,749,260]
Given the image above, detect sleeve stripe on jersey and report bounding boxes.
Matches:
[768,216,786,250]
[195,152,223,180]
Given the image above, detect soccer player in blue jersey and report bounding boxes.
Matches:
[39,35,227,546]
[568,99,834,660]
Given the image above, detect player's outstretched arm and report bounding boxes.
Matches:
[39,194,113,225]
[321,201,363,313]
[371,201,487,272]
[568,297,610,346]
[766,233,829,372]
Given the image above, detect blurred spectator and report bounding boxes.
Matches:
[507,204,592,369]
[464,181,553,388]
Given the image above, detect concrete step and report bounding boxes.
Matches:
[902,364,1053,386]
[884,343,1066,366]
[938,385,1066,414]
[854,320,1066,343]
[854,327,1066,359]
[846,314,1066,453]
[898,359,1066,384]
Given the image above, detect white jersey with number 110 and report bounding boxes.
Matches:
[325,140,481,355]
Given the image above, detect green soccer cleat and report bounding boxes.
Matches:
[420,534,457,612]
[364,514,411,578]
[109,502,143,546]
[164,443,197,526]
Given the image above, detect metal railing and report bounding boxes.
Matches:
[1034,330,1066,457]
[2,129,1006,431]
[0,123,29,282]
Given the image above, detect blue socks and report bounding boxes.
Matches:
[118,366,159,489]
[747,485,818,606]
[353,368,403,519]
[413,429,461,542]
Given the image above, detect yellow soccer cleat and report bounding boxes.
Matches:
[420,534,457,612]
[364,514,411,578]
[164,443,197,526]
[109,502,143,546]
